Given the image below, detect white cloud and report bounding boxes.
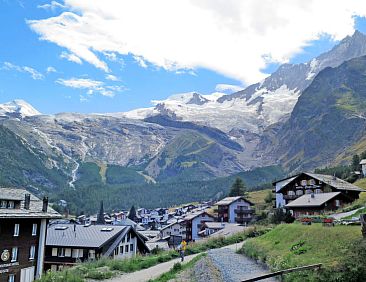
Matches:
[60,51,82,64]
[2,62,44,80]
[46,66,57,73]
[133,55,148,68]
[105,74,119,81]
[38,1,65,10]
[56,77,125,97]
[215,84,243,93]
[28,1,366,84]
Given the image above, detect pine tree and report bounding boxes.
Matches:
[128,205,137,221]
[352,154,361,171]
[229,177,247,197]
[97,200,105,224]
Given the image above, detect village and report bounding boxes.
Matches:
[1,158,366,282]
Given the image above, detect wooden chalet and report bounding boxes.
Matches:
[216,196,255,224]
[0,188,61,282]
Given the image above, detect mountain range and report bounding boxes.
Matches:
[1,31,366,210]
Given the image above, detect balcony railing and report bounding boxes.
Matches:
[235,217,252,223]
[234,208,255,214]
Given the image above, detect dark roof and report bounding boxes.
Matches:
[216,196,254,206]
[285,192,341,208]
[0,188,61,219]
[46,224,125,248]
[275,173,364,193]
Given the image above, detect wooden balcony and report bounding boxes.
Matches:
[234,208,255,215]
[283,195,300,200]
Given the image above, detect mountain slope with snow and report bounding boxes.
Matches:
[0,99,41,118]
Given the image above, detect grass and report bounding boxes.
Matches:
[248,189,271,205]
[149,253,206,282]
[37,226,270,282]
[240,223,364,281]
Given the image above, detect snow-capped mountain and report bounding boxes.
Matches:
[0,99,41,118]
[117,30,366,135]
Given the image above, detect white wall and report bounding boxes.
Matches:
[114,231,137,259]
[362,164,366,177]
[228,199,251,223]
[191,214,214,241]
[275,180,287,208]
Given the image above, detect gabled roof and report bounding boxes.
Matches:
[275,172,364,193]
[46,224,125,248]
[184,211,214,221]
[285,192,341,208]
[160,219,184,231]
[0,188,61,219]
[360,159,366,165]
[216,196,254,206]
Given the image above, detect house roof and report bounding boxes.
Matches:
[184,211,214,221]
[160,220,184,231]
[46,224,125,248]
[285,192,341,208]
[0,188,61,219]
[275,173,364,193]
[216,196,254,206]
[203,222,226,229]
[360,159,366,165]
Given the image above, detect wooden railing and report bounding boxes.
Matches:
[242,263,322,282]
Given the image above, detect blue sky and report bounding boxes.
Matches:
[1,1,366,114]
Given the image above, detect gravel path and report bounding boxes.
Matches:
[329,207,364,220]
[208,246,276,282]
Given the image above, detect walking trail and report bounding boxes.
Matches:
[102,242,245,282]
[329,206,364,220]
[208,243,276,282]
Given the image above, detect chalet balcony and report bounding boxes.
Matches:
[283,195,300,200]
[234,208,255,215]
[235,217,252,223]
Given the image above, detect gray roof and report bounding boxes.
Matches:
[285,192,341,208]
[306,173,364,192]
[360,159,366,165]
[46,224,125,248]
[204,222,226,229]
[184,211,214,221]
[216,196,254,206]
[0,188,61,219]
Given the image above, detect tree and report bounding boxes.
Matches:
[264,190,273,204]
[97,200,105,224]
[351,154,361,171]
[128,205,137,221]
[229,177,247,197]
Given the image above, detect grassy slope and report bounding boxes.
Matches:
[242,223,361,269]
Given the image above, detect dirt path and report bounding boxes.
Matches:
[329,207,364,220]
[101,242,245,282]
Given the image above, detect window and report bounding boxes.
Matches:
[130,244,134,252]
[57,248,65,257]
[8,201,14,209]
[296,190,303,196]
[29,245,36,260]
[335,200,340,207]
[0,200,6,208]
[72,249,84,258]
[11,247,18,262]
[114,248,119,256]
[88,250,95,259]
[65,248,72,257]
[8,274,15,282]
[315,189,322,194]
[125,245,129,252]
[305,189,312,194]
[301,180,307,186]
[288,191,295,196]
[120,246,124,254]
[32,224,37,236]
[52,248,57,257]
[127,233,130,242]
[14,224,19,236]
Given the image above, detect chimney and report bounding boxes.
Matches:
[24,193,31,210]
[42,196,48,212]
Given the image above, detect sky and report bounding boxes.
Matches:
[1,1,366,114]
